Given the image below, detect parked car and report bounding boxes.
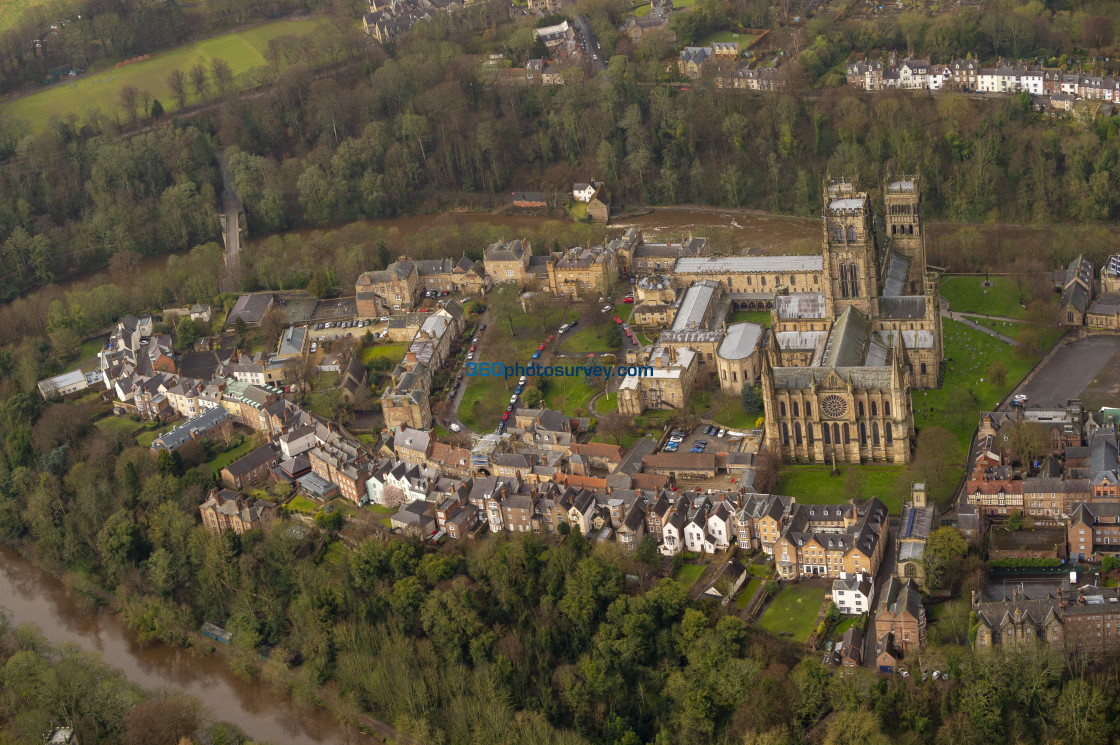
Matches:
[623,297,633,303]
[668,435,685,444]
[664,442,679,452]
[559,324,570,333]
[547,334,555,342]
[538,344,546,351]
[509,394,518,405]
[502,411,510,420]
[613,316,622,323]
[602,305,612,313]
[518,376,528,386]
[467,353,474,361]
[717,429,726,438]
[470,345,477,352]
[380,317,389,322]
[310,343,317,353]
[449,423,461,432]
[532,350,541,359]
[479,324,487,331]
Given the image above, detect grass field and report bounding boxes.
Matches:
[361,343,407,365]
[94,415,141,437]
[940,276,1026,319]
[729,311,771,327]
[545,375,597,417]
[707,395,761,429]
[203,437,257,476]
[631,3,652,16]
[674,563,705,590]
[287,495,320,515]
[697,30,758,46]
[3,18,325,132]
[734,578,761,609]
[563,324,617,354]
[757,584,826,643]
[776,465,909,513]
[136,430,158,448]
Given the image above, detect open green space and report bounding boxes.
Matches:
[136,430,158,448]
[202,436,257,476]
[73,336,108,371]
[287,495,320,515]
[367,504,395,515]
[631,3,652,16]
[729,310,771,327]
[697,30,758,46]
[734,578,761,609]
[596,392,619,414]
[832,614,862,639]
[361,343,406,365]
[757,584,826,643]
[563,325,618,354]
[0,0,47,33]
[706,395,761,429]
[545,375,597,417]
[776,465,909,513]
[304,372,340,419]
[940,276,1026,319]
[94,415,141,437]
[674,563,705,590]
[3,18,325,132]
[690,389,712,412]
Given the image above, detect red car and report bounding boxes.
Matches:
[613,316,622,323]
[470,345,477,352]
[622,297,634,303]
[547,334,555,342]
[625,330,632,336]
[502,411,509,420]
[538,344,546,351]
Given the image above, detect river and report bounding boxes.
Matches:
[0,544,372,745]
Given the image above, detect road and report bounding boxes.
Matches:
[218,156,243,293]
[863,517,897,669]
[573,15,606,74]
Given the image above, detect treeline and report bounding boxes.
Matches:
[0,0,330,97]
[2,391,1120,745]
[0,607,250,744]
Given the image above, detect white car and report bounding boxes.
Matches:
[467,353,475,361]
[602,305,612,313]
[509,394,518,405]
[449,423,461,433]
[559,324,570,333]
[519,376,528,386]
[380,317,389,322]
[717,429,726,438]
[668,435,685,444]
[310,343,317,353]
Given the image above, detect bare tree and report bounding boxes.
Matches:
[118,85,140,126]
[167,69,188,110]
[189,64,208,100]
[753,450,781,493]
[259,306,287,350]
[598,412,629,445]
[210,57,234,96]
[283,353,317,398]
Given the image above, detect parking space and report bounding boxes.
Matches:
[662,423,739,455]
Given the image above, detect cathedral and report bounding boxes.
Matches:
[760,177,943,465]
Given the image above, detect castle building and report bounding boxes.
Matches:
[759,178,943,465]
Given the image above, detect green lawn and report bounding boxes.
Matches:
[202,437,257,476]
[321,541,349,566]
[707,396,761,430]
[136,430,158,448]
[631,3,652,16]
[367,504,395,515]
[457,300,574,430]
[757,584,826,643]
[746,562,773,578]
[734,578,762,609]
[562,325,618,354]
[361,343,406,365]
[674,563,706,590]
[729,311,771,327]
[305,372,340,419]
[596,393,619,414]
[545,375,597,417]
[94,415,141,437]
[3,18,326,132]
[697,30,758,47]
[433,423,453,438]
[832,614,862,639]
[73,335,108,371]
[940,276,1026,319]
[776,465,909,513]
[567,202,588,220]
[0,0,46,33]
[287,495,320,515]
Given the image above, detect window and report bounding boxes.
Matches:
[843,423,850,443]
[847,225,856,242]
[793,402,799,417]
[761,276,767,286]
[834,423,841,444]
[795,422,803,445]
[920,362,927,375]
[807,424,814,445]
[860,423,867,445]
[780,401,786,416]
[871,401,878,416]
[814,275,819,285]
[873,422,880,445]
[857,401,865,417]
[823,425,831,444]
[884,401,891,417]
[885,423,893,445]
[806,402,812,417]
[782,423,790,446]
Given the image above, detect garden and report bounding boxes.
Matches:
[939,276,1026,319]
[756,584,827,643]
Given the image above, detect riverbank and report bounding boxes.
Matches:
[0,540,398,745]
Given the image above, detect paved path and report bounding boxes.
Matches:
[940,307,1016,345]
[218,155,243,294]
[863,518,898,669]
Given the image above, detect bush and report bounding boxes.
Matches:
[764,580,780,597]
[988,557,1063,569]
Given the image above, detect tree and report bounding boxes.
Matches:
[259,306,287,351]
[118,85,141,127]
[1007,509,1023,531]
[520,387,542,408]
[124,698,201,745]
[742,383,764,411]
[1012,421,1049,469]
[307,269,333,298]
[986,359,1007,387]
[315,509,344,534]
[753,450,781,493]
[283,355,317,398]
[598,412,629,445]
[912,426,956,497]
[189,64,208,99]
[210,57,234,96]
[381,485,406,509]
[923,527,968,591]
[167,69,188,109]
[764,580,780,597]
[176,317,201,347]
[1082,16,1115,51]
[824,709,890,745]
[490,285,520,336]
[150,99,164,119]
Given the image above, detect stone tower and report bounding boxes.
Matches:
[821,179,879,320]
[884,176,925,294]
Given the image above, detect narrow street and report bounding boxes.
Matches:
[863,517,898,668]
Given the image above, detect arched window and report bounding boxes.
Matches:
[806,402,812,417]
[920,362,927,375]
[792,401,799,417]
[846,225,856,242]
[872,422,880,446]
[795,422,803,445]
[884,401,891,417]
[782,423,790,445]
[780,401,786,417]
[904,562,917,578]
[833,423,841,445]
[857,401,865,417]
[886,422,893,445]
[761,276,767,286]
[807,424,814,444]
[871,401,878,416]
[859,423,867,445]
[891,224,897,235]
[908,224,914,235]
[843,424,850,444]
[823,425,831,444]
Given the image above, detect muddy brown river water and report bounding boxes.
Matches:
[0,544,372,745]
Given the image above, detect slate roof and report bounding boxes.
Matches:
[775,293,826,320]
[718,322,764,360]
[674,256,823,274]
[222,444,279,477]
[821,306,872,368]
[882,253,910,296]
[227,293,273,325]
